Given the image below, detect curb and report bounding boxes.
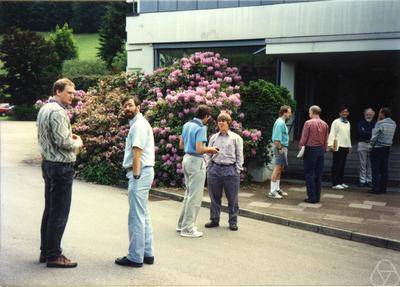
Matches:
[150,188,400,252]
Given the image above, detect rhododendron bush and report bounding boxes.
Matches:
[55,52,264,187]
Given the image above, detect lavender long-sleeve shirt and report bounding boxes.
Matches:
[205,130,244,173]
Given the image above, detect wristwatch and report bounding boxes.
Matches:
[134,174,141,179]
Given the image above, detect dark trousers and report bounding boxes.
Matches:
[303,146,324,203]
[370,147,390,193]
[40,160,74,259]
[207,164,240,224]
[331,147,349,186]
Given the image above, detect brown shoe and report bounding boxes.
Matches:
[46,255,78,268]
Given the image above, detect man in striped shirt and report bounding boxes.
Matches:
[37,78,83,268]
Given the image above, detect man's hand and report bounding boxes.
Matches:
[278,148,284,155]
[208,147,219,154]
[72,134,83,148]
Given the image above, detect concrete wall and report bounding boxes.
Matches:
[127,0,400,45]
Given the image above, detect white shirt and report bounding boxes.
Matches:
[123,113,155,169]
[328,118,352,150]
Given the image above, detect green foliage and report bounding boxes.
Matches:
[80,161,125,186]
[70,2,107,33]
[49,23,79,62]
[98,2,130,67]
[111,47,127,73]
[62,59,109,90]
[0,27,61,105]
[0,1,105,33]
[11,105,39,121]
[240,80,297,164]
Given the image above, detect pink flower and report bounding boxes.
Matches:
[160,139,166,145]
[251,148,257,156]
[242,130,251,138]
[169,135,177,141]
[166,143,173,149]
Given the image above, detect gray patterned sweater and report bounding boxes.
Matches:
[37,102,80,163]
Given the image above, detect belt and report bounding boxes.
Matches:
[212,161,235,167]
[125,166,153,172]
[185,153,203,158]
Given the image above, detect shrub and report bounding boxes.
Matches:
[49,23,78,62]
[240,79,297,164]
[62,59,109,90]
[12,105,39,121]
[72,52,262,187]
[0,27,61,105]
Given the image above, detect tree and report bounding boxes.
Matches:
[98,2,130,67]
[0,28,61,105]
[70,2,107,33]
[49,23,79,62]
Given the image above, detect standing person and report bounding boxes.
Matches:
[115,96,155,267]
[357,108,376,187]
[328,106,352,190]
[204,112,244,231]
[177,105,219,238]
[268,105,292,199]
[37,78,83,268]
[299,105,329,203]
[369,107,397,194]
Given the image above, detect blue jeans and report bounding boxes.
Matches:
[370,147,390,193]
[126,167,154,263]
[303,146,324,203]
[40,160,74,259]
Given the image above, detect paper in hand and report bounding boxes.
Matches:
[297,146,305,158]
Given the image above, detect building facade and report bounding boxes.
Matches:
[126,0,400,181]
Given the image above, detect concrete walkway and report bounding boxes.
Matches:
[152,181,400,248]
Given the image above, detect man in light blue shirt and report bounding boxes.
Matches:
[177,105,219,238]
[269,105,292,199]
[115,96,155,268]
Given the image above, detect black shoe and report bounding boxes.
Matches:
[368,189,379,194]
[304,199,317,204]
[46,255,77,268]
[229,223,238,231]
[144,256,154,265]
[205,221,219,228]
[359,182,366,188]
[115,256,143,267]
[39,254,46,263]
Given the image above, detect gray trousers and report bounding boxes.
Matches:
[207,163,240,224]
[358,142,372,183]
[177,154,206,233]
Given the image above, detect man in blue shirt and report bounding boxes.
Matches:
[115,96,155,267]
[269,105,292,199]
[177,105,219,238]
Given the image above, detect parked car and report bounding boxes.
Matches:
[0,103,14,116]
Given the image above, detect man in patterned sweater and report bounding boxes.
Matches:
[36,78,83,268]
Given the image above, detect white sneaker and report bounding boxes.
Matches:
[176,227,182,232]
[332,184,345,190]
[277,189,288,196]
[267,191,283,199]
[341,184,349,189]
[180,228,203,238]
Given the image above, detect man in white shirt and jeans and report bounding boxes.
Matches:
[328,106,352,190]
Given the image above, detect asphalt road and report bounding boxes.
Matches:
[1,121,399,286]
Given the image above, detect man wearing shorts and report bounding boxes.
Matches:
[268,106,292,199]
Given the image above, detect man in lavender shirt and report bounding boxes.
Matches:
[205,112,244,231]
[299,105,329,203]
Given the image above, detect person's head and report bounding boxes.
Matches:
[338,106,349,118]
[364,108,375,122]
[308,105,322,118]
[379,107,391,120]
[217,112,232,133]
[279,105,292,120]
[196,105,212,124]
[53,78,75,106]
[122,96,141,119]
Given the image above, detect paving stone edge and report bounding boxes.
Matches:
[150,188,400,252]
